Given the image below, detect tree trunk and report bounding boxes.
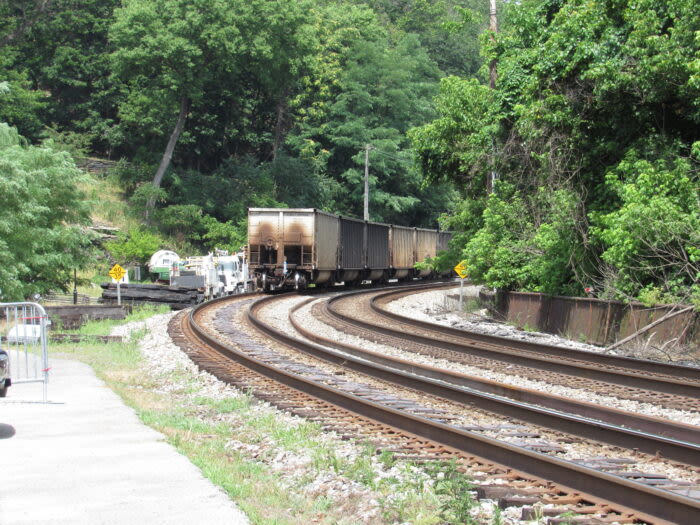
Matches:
[152,95,189,189]
[272,91,288,161]
[146,96,189,217]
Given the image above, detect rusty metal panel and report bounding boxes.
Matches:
[502,292,541,332]
[618,304,697,345]
[390,225,415,269]
[281,211,314,244]
[247,209,282,268]
[314,210,340,270]
[367,223,389,269]
[416,229,438,262]
[549,296,610,344]
[495,290,700,347]
[340,217,365,269]
[248,209,280,244]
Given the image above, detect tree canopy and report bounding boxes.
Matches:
[412,0,700,303]
[0,123,92,300]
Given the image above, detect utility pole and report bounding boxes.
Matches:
[364,144,373,221]
[488,0,498,193]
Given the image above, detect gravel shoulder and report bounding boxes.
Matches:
[111,309,511,523]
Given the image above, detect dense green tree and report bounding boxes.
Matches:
[349,0,488,76]
[591,145,700,304]
[413,0,700,301]
[409,76,497,198]
[463,183,586,294]
[0,123,93,300]
[0,2,51,141]
[0,1,56,48]
[15,0,120,151]
[0,67,46,141]
[110,0,242,196]
[289,6,454,225]
[110,0,321,184]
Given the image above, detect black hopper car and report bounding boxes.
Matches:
[247,208,452,291]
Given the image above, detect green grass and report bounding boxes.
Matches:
[79,172,141,233]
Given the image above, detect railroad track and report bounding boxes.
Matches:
[370,286,700,383]
[289,298,700,460]
[324,285,700,409]
[170,286,700,524]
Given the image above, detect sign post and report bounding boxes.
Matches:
[453,261,469,312]
[109,264,127,305]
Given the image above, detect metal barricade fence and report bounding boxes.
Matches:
[1,302,49,402]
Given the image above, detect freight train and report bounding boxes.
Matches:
[247,208,452,291]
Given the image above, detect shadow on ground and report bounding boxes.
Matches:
[0,423,16,439]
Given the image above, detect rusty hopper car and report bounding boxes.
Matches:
[248,208,339,290]
[366,222,390,281]
[248,208,452,291]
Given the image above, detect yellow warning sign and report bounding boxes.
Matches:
[109,263,127,281]
[454,261,468,279]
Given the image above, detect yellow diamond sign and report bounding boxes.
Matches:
[109,263,127,281]
[454,261,468,279]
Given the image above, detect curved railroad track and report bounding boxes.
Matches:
[170,285,700,524]
[289,297,700,458]
[324,286,700,408]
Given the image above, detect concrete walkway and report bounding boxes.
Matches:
[0,357,249,525]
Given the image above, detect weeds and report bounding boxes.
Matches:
[491,505,503,525]
[70,303,170,336]
[425,459,479,524]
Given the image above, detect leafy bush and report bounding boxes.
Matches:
[128,182,167,212]
[201,216,247,253]
[105,228,165,265]
[464,183,585,295]
[111,160,157,194]
[591,144,700,303]
[0,123,93,300]
[156,204,207,242]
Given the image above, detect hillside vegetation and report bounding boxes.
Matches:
[1,0,698,305]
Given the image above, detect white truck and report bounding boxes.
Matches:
[170,249,253,300]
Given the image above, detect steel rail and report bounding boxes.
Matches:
[226,293,700,524]
[290,298,700,449]
[323,287,700,399]
[372,286,700,381]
